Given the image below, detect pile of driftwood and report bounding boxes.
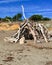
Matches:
[4,19,50,44]
[4,5,52,44]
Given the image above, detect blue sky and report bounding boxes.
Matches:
[0,0,52,18]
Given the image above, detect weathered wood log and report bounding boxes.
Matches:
[39,24,48,43]
[28,23,37,43]
[19,36,25,44]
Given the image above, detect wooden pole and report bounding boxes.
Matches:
[28,23,37,43]
[38,23,48,43]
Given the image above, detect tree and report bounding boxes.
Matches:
[0,18,1,21]
[2,18,7,22]
[2,16,12,22]
[29,14,43,21]
[0,18,2,23]
[43,17,51,21]
[5,16,12,21]
[13,13,22,21]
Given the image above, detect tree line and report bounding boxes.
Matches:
[0,13,22,22]
[0,13,51,22]
[29,15,51,21]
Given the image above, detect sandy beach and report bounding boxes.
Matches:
[0,0,52,65]
[0,30,52,65]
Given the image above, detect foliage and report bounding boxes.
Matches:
[0,18,2,21]
[13,13,22,21]
[29,14,43,21]
[1,16,12,22]
[0,13,51,22]
[0,13,22,22]
[43,17,51,21]
[5,16,12,20]
[29,14,51,21]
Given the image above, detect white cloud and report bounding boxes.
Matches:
[26,8,52,12]
[0,6,21,13]
[23,5,52,13]
[0,0,29,4]
[0,0,16,3]
[36,9,52,12]
[41,11,52,14]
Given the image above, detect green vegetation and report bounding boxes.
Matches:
[0,14,51,22]
[29,15,43,21]
[12,13,22,21]
[2,16,12,22]
[0,13,22,22]
[29,14,51,21]
[43,17,50,21]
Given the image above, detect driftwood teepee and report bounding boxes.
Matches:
[4,5,49,43]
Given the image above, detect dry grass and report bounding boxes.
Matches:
[48,27,52,31]
[0,23,20,31]
[0,21,52,31]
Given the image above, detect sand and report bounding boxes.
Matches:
[0,30,52,65]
